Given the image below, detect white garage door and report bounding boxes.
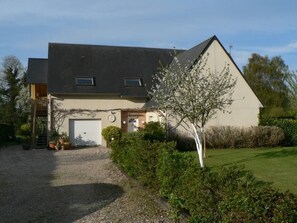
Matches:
[69,119,102,146]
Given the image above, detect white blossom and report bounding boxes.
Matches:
[149,54,237,168]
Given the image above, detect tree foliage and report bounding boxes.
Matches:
[287,71,297,111]
[0,55,29,129]
[243,53,291,117]
[150,54,237,167]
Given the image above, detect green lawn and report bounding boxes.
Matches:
[192,147,297,194]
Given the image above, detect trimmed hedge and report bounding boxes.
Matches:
[110,132,297,222]
[169,126,285,150]
[205,126,285,148]
[0,124,15,141]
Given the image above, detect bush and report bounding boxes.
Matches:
[0,123,15,142]
[139,121,165,142]
[110,132,175,187]
[260,118,297,146]
[205,126,285,148]
[109,130,297,222]
[157,149,194,197]
[18,123,31,143]
[169,165,297,222]
[101,126,122,143]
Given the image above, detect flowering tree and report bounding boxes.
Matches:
[150,54,237,168]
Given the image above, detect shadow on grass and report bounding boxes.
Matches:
[254,148,297,158]
[220,148,297,167]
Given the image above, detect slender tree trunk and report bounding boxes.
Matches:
[203,127,206,158]
[192,124,204,168]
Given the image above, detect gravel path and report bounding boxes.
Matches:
[0,145,172,223]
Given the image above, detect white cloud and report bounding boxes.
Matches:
[261,41,297,54]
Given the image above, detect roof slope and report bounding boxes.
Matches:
[175,35,215,65]
[27,58,48,84]
[144,36,216,108]
[48,43,182,97]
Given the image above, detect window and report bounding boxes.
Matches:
[124,78,142,87]
[75,77,95,86]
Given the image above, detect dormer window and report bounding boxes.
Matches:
[75,77,95,86]
[124,78,142,87]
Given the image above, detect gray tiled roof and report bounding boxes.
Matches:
[27,36,218,99]
[47,43,182,97]
[170,35,215,70]
[27,58,48,84]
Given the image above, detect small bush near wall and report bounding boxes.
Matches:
[139,121,165,142]
[101,126,122,144]
[0,124,15,142]
[17,123,31,143]
[110,132,297,222]
[260,118,297,146]
[205,126,285,148]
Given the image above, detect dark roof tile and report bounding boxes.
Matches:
[27,58,48,84]
[47,43,182,97]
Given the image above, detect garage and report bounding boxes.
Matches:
[69,119,102,146]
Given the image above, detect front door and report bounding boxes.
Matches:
[127,116,139,132]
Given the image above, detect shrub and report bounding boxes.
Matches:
[205,126,285,148]
[49,130,60,142]
[218,185,297,223]
[170,165,297,222]
[18,123,31,143]
[157,148,194,197]
[260,118,297,146]
[139,121,165,142]
[110,130,297,222]
[0,123,15,141]
[110,131,175,187]
[101,126,122,143]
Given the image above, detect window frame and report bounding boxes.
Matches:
[75,77,95,86]
[123,78,143,87]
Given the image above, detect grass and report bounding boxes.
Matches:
[191,147,297,194]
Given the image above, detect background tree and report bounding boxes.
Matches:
[287,71,297,112]
[150,55,236,168]
[16,71,31,126]
[243,53,290,117]
[0,56,27,129]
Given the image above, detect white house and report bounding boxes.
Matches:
[27,35,262,147]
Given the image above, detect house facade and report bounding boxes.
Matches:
[27,36,262,147]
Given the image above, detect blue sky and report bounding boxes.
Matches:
[1,0,297,71]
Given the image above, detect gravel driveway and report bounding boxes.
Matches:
[0,145,172,223]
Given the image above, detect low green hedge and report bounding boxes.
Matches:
[110,131,297,222]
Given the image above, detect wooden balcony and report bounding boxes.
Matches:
[30,84,48,117]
